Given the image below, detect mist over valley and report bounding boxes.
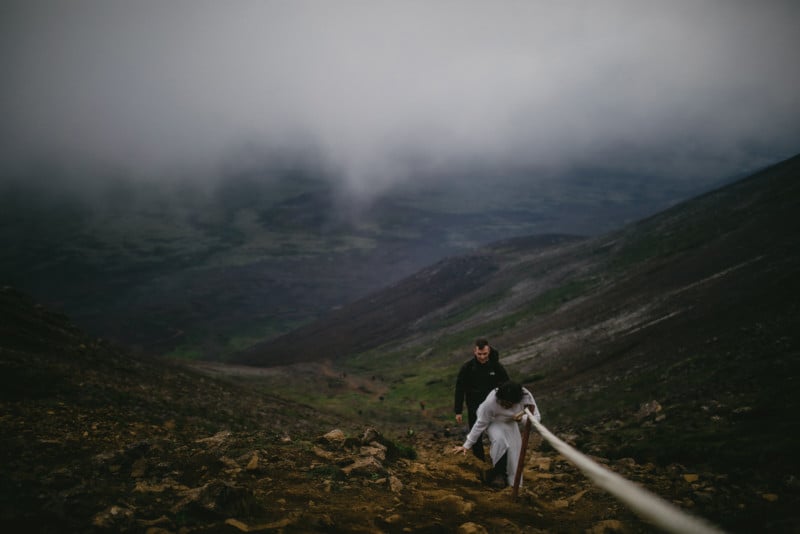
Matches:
[2,2,800,532]
[0,162,725,359]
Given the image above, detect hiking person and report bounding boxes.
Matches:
[451,381,541,488]
[453,338,510,461]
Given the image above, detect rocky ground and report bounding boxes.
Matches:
[2,286,798,533]
[0,367,691,534]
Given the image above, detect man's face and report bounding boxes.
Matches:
[474,345,490,364]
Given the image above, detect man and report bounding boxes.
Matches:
[453,338,509,461]
[452,381,541,488]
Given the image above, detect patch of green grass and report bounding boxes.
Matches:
[522,278,599,315]
[382,370,453,409]
[163,346,204,360]
[222,320,307,353]
[609,210,740,271]
[242,344,462,434]
[413,277,600,359]
[433,291,510,328]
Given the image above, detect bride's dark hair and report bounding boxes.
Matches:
[495,381,523,403]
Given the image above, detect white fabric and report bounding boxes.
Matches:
[527,409,724,534]
[462,387,541,486]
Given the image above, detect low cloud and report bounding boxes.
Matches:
[2,1,799,196]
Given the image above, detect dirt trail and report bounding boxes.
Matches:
[179,362,721,533]
[400,434,644,533]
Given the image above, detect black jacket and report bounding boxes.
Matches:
[453,347,509,414]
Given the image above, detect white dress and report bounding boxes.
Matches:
[461,387,541,487]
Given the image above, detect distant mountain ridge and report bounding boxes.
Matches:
[1,165,727,359]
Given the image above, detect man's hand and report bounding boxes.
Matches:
[451,445,468,455]
[455,414,463,424]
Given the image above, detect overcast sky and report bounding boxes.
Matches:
[2,1,799,197]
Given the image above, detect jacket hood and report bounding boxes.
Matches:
[489,347,500,362]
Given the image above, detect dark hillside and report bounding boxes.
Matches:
[237,154,800,372]
[3,154,798,532]
[237,234,583,366]
[499,154,800,478]
[232,154,800,532]
[3,286,747,533]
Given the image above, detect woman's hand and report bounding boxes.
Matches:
[515,405,535,421]
[451,445,468,455]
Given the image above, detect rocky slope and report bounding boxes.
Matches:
[3,282,799,533]
[227,154,800,532]
[0,285,773,534]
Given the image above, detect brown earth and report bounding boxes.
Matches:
[1,286,755,534]
[5,285,797,533]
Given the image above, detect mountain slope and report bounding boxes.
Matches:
[238,153,800,370]
[3,153,799,532]
[237,235,581,366]
[233,153,800,532]
[1,286,735,534]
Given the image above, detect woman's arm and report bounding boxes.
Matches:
[522,388,541,422]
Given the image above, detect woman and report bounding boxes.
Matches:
[452,381,541,488]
